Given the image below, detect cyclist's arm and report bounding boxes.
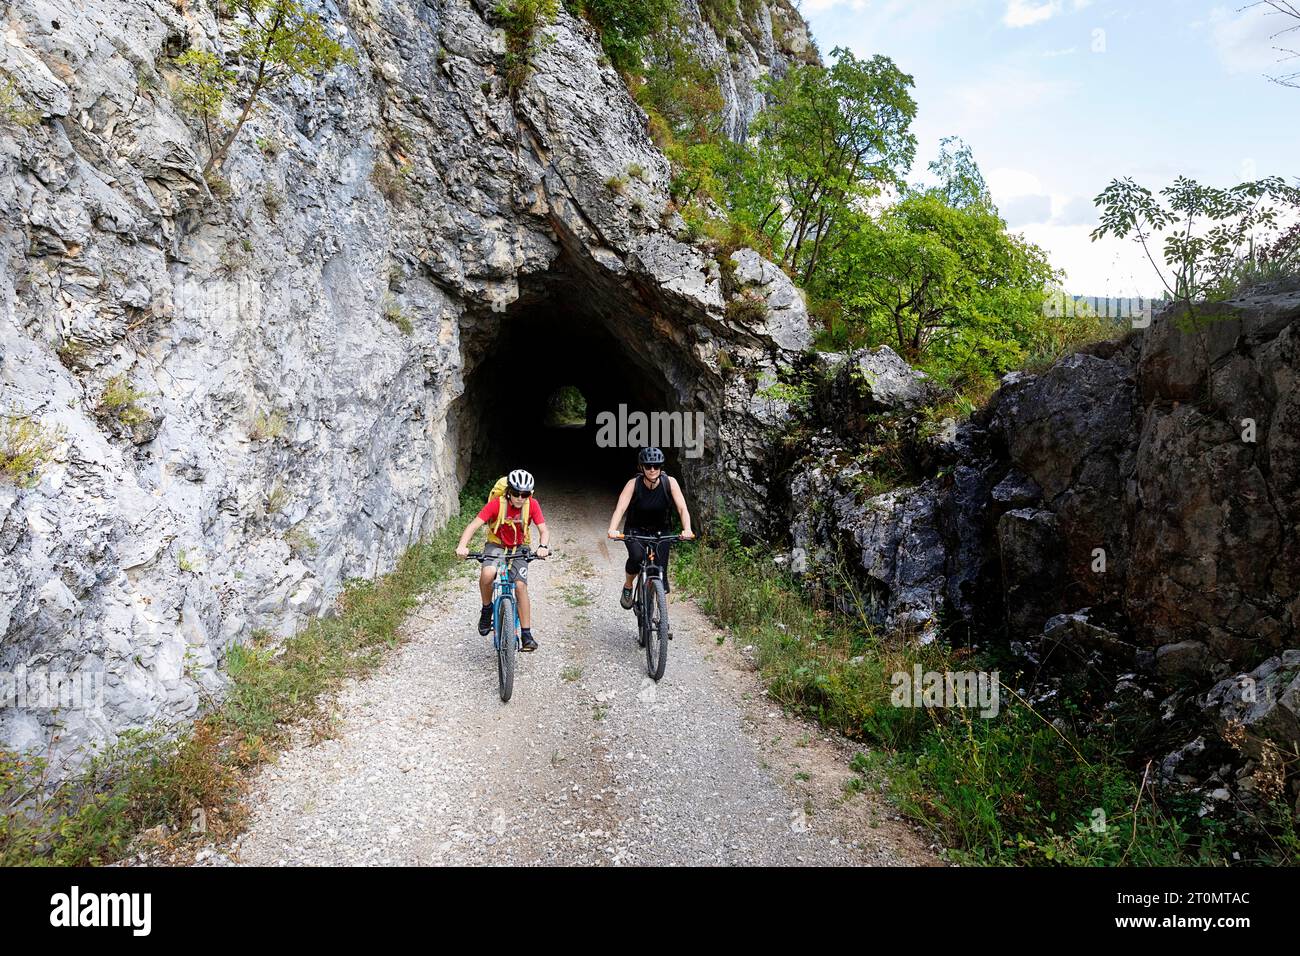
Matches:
[535,521,549,551]
[457,516,486,551]
[667,476,694,538]
[607,479,636,536]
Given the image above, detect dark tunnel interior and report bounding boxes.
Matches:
[450,266,700,514]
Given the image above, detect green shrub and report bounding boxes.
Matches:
[725,292,767,324]
[496,0,559,90]
[564,0,677,73]
[97,375,151,427]
[0,415,61,488]
[383,296,414,334]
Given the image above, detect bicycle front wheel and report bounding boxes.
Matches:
[497,596,517,703]
[645,578,668,681]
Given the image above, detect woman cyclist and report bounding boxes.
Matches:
[606,447,694,610]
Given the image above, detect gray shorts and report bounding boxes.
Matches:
[481,542,529,584]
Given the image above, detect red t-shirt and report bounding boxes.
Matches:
[478,497,545,548]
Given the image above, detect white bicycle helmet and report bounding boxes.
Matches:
[507,468,534,494]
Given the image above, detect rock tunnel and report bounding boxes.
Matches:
[448,248,717,509]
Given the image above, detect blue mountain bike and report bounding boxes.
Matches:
[465,547,543,702]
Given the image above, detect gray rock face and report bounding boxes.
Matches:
[0,0,814,772]
[786,287,1300,678]
[681,0,816,142]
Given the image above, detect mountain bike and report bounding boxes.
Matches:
[463,547,543,702]
[613,532,681,682]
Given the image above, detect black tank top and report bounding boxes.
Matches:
[625,473,671,532]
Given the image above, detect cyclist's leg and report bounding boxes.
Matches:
[657,538,672,593]
[621,536,644,607]
[477,545,501,635]
[623,536,645,589]
[509,554,538,649]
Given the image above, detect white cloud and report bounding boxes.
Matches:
[1002,194,1055,226]
[1206,3,1293,75]
[1017,223,1161,295]
[1003,0,1062,28]
[1055,194,1098,227]
[952,70,1076,129]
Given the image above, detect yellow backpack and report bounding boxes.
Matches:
[486,476,531,546]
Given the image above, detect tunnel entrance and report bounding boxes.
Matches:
[450,256,703,506]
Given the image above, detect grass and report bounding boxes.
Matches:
[383,296,414,335]
[673,519,1300,866]
[0,480,490,866]
[97,375,151,428]
[496,0,558,91]
[248,408,286,442]
[725,292,768,325]
[561,582,593,607]
[1,415,61,488]
[560,664,583,682]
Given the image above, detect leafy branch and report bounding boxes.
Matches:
[174,0,355,180]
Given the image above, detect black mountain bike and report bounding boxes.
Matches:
[463,547,543,702]
[615,532,681,682]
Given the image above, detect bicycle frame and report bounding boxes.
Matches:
[487,553,521,651]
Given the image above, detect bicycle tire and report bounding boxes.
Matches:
[646,578,668,681]
[497,595,517,703]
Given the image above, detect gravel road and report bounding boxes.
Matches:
[231,482,936,866]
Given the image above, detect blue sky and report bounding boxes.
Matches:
[796,0,1300,295]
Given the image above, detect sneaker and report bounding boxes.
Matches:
[520,631,538,653]
[620,587,634,609]
[477,604,493,636]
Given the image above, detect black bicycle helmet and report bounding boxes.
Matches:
[638,447,665,466]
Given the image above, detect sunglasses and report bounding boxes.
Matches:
[509,490,532,498]
[642,464,662,471]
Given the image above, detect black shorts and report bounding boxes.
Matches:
[623,531,671,579]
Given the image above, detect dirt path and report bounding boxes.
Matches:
[230,481,937,866]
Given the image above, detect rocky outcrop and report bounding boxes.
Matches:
[682,0,817,141]
[783,283,1300,812]
[0,0,813,771]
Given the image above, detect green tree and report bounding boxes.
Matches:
[742,47,917,285]
[813,193,1060,388]
[565,0,677,74]
[925,135,991,209]
[1091,175,1300,308]
[175,0,355,178]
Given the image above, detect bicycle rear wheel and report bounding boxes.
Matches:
[645,578,668,681]
[497,596,517,703]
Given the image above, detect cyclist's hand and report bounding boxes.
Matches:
[680,530,696,540]
[608,529,622,540]
[536,545,550,558]
[455,545,470,559]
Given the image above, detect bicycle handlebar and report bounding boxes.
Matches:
[463,547,547,561]
[612,532,686,544]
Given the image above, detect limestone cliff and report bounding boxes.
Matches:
[0,0,813,768]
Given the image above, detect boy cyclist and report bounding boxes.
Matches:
[455,469,550,652]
